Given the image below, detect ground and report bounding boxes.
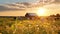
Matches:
[0,17,60,34]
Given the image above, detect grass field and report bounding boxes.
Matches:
[0,17,60,34]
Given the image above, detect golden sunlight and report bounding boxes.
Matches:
[37,8,47,16]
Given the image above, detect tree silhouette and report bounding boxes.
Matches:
[55,14,60,19]
[56,14,60,17]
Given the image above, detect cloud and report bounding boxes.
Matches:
[0,2,44,11]
[37,0,60,4]
[0,2,32,11]
[43,4,60,14]
[0,5,23,11]
[0,0,60,11]
[55,0,60,2]
[43,4,60,9]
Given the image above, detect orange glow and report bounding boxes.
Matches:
[36,8,47,16]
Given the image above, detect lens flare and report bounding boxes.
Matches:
[37,8,46,16]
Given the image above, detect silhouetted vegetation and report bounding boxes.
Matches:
[50,14,60,20]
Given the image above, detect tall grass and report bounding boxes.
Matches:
[0,17,60,34]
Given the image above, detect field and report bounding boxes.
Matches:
[0,17,60,34]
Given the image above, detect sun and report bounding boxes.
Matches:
[37,8,46,16]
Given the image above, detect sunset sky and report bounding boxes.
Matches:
[0,0,60,16]
[0,0,37,4]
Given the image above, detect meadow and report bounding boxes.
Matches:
[0,17,60,34]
